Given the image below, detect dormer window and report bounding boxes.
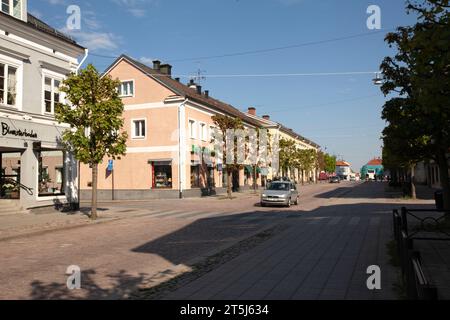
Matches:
[1,0,22,19]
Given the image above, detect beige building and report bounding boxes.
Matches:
[245,107,320,184]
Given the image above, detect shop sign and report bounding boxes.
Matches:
[1,122,38,139]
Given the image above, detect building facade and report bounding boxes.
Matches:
[80,55,320,200]
[80,55,265,200]
[336,161,352,180]
[0,1,86,209]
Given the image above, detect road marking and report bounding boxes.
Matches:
[151,210,187,218]
[175,211,227,219]
[349,217,361,226]
[327,217,343,225]
[307,217,327,225]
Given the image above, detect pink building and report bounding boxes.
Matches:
[80,55,263,200]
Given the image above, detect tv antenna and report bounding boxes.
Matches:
[190,68,207,84]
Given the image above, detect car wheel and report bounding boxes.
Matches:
[286,198,291,208]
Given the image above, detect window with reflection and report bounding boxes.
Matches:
[38,150,65,197]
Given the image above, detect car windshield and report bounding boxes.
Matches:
[267,183,290,191]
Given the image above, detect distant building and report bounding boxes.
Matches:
[361,158,384,180]
[336,161,352,180]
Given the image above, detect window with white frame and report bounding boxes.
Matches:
[132,119,146,139]
[189,120,196,139]
[118,80,134,97]
[1,0,22,19]
[200,123,207,141]
[209,126,216,141]
[0,62,17,107]
[43,76,62,114]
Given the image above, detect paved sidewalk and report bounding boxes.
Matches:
[163,182,435,300]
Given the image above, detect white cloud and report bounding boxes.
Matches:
[72,31,120,51]
[112,0,158,17]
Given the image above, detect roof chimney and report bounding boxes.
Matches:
[262,115,270,120]
[248,107,256,116]
[204,90,209,98]
[196,85,202,94]
[188,79,197,89]
[160,64,172,76]
[175,77,180,82]
[153,60,161,70]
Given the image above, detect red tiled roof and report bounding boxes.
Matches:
[367,158,383,166]
[106,55,262,127]
[336,161,350,167]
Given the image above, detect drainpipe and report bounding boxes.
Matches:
[178,99,188,199]
[74,49,88,210]
[76,49,89,75]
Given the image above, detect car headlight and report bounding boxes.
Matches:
[262,194,268,198]
[280,194,287,198]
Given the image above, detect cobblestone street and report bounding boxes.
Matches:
[0,182,435,299]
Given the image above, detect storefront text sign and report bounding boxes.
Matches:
[1,122,38,139]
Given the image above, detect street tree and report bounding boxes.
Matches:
[279,138,297,179]
[324,153,337,174]
[380,0,450,209]
[212,115,244,199]
[55,64,128,220]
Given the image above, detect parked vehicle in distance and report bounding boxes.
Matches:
[319,172,329,181]
[261,181,299,207]
[367,169,376,181]
[329,176,341,184]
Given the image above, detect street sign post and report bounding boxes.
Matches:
[107,160,114,200]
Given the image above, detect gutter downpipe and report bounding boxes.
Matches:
[179,98,189,199]
[74,49,89,210]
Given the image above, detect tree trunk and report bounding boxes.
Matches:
[253,166,257,192]
[91,163,98,220]
[410,164,416,200]
[227,167,232,199]
[301,170,305,186]
[437,150,450,212]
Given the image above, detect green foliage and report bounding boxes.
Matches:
[279,138,318,179]
[324,153,336,173]
[55,64,128,165]
[380,0,450,209]
[279,138,297,175]
[211,114,244,170]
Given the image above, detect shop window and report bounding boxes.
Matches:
[0,62,17,107]
[38,150,65,197]
[152,161,172,189]
[191,165,200,188]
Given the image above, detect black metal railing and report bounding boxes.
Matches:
[0,177,34,198]
[393,207,450,300]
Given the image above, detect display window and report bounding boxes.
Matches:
[152,161,172,189]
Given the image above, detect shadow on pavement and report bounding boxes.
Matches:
[30,269,147,300]
[28,182,438,300]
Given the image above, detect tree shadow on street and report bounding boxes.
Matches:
[29,269,147,300]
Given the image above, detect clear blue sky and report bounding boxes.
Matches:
[30,0,418,171]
